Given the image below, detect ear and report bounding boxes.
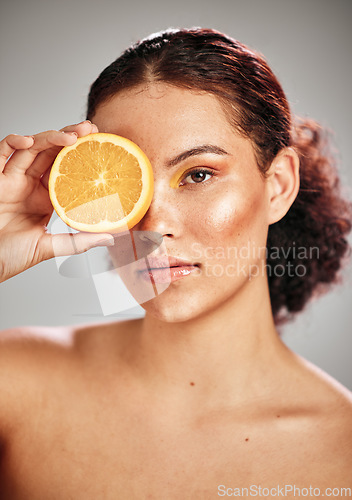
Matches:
[266,147,300,225]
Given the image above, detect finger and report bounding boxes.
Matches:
[60,120,98,136]
[0,134,34,173]
[42,231,115,260]
[3,120,97,177]
[3,130,78,176]
[40,168,50,189]
[27,120,99,179]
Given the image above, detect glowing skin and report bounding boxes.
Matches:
[92,83,271,323]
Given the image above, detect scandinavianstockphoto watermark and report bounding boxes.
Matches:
[191,242,320,279]
[217,484,352,497]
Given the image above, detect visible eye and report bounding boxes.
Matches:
[180,168,216,186]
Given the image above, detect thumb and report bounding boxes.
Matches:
[41,232,115,260]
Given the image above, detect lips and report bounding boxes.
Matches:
[136,256,199,272]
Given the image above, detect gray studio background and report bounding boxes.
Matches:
[1,0,351,389]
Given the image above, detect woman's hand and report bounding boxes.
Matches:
[0,121,114,283]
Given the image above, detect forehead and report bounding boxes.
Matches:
[91,83,243,159]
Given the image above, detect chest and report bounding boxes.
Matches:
[0,392,338,499]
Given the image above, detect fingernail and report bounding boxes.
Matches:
[68,132,78,137]
[24,135,34,140]
[90,236,115,249]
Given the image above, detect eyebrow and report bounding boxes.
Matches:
[166,144,231,168]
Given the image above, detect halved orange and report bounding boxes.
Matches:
[49,133,154,233]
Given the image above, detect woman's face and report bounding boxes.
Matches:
[92,83,271,322]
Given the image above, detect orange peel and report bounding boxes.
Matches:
[49,133,154,233]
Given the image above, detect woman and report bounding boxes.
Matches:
[0,28,351,498]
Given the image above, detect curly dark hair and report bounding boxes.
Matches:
[86,27,352,324]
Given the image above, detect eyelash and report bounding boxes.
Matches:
[179,167,216,186]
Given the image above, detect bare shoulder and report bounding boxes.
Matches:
[0,319,140,422]
[292,351,352,414]
[0,324,74,414]
[0,317,140,356]
[0,324,76,370]
[285,351,352,481]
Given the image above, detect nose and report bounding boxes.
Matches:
[130,191,176,260]
[133,187,179,239]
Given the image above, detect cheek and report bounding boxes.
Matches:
[190,188,265,240]
[203,194,238,234]
[187,185,268,266]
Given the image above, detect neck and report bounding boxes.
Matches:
[123,276,291,409]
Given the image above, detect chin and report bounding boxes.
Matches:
[140,294,202,323]
[139,282,232,324]
[117,264,209,323]
[118,265,251,324]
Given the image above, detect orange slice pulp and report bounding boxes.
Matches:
[48,133,154,233]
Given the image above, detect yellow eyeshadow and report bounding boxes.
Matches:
[169,169,185,189]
